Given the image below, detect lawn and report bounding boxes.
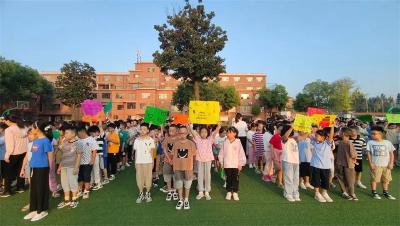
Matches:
[0,163,399,226]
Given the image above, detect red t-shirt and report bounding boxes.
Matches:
[269,134,282,150]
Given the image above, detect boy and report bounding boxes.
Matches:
[107,123,120,180]
[367,126,396,200]
[88,125,104,190]
[76,126,97,199]
[349,126,367,189]
[134,123,155,203]
[172,125,196,210]
[335,128,358,200]
[119,122,129,170]
[162,124,179,201]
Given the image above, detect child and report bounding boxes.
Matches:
[262,124,274,182]
[246,123,257,169]
[23,121,53,222]
[219,127,246,201]
[189,123,221,201]
[349,126,367,189]
[270,125,283,188]
[134,123,156,203]
[252,122,265,174]
[0,123,8,193]
[19,128,36,212]
[162,124,179,201]
[76,126,97,200]
[107,123,120,180]
[56,124,81,209]
[310,126,335,203]
[213,127,226,173]
[88,125,104,191]
[335,127,358,201]
[172,125,197,210]
[298,132,314,190]
[281,125,300,202]
[367,126,396,200]
[119,122,130,170]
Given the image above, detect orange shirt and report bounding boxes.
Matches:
[107,132,120,154]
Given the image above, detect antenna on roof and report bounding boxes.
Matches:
[136,49,142,63]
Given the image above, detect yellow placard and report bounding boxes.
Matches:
[293,114,313,133]
[311,114,326,125]
[189,101,220,125]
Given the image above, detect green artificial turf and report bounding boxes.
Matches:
[0,163,399,226]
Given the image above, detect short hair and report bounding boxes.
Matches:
[316,129,327,137]
[107,123,116,129]
[77,126,87,134]
[63,123,76,133]
[140,123,150,129]
[370,126,385,134]
[341,127,352,137]
[88,125,100,134]
[226,126,239,138]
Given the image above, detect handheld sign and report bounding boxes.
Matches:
[81,99,103,116]
[144,106,169,126]
[356,115,373,123]
[319,115,336,128]
[104,101,113,114]
[307,107,326,116]
[386,114,400,123]
[311,114,326,125]
[173,114,189,125]
[293,114,313,133]
[189,101,220,125]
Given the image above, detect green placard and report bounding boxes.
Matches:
[144,106,169,126]
[103,101,112,114]
[356,115,373,123]
[386,114,400,123]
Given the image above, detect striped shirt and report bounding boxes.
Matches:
[252,132,265,157]
[350,136,366,160]
[95,134,105,153]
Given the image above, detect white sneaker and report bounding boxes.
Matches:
[225,192,232,200]
[82,191,89,199]
[31,211,48,222]
[322,192,333,202]
[300,183,307,190]
[305,183,314,190]
[357,181,367,189]
[176,199,184,210]
[183,200,190,210]
[294,197,301,202]
[315,193,326,203]
[136,192,144,204]
[166,192,173,201]
[249,164,254,169]
[125,163,131,167]
[205,192,212,200]
[92,184,103,191]
[233,192,240,201]
[196,192,204,200]
[223,182,226,188]
[145,192,152,203]
[24,211,37,220]
[286,196,295,202]
[172,192,179,201]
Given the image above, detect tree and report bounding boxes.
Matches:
[55,61,96,118]
[294,93,314,112]
[330,78,354,112]
[0,57,54,111]
[302,80,332,109]
[172,82,240,111]
[258,84,289,112]
[153,0,228,100]
[351,88,367,112]
[251,104,261,116]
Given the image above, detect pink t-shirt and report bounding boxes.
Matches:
[194,134,215,162]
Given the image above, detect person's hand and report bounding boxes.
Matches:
[73,168,78,175]
[89,160,94,165]
[19,170,25,178]
[238,165,243,172]
[387,164,393,170]
[57,168,61,175]
[370,163,377,171]
[4,156,10,163]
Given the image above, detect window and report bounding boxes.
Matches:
[140,103,146,109]
[221,77,229,82]
[142,93,150,99]
[104,76,110,81]
[99,84,110,90]
[147,67,156,72]
[144,77,157,82]
[128,94,136,99]
[127,103,136,109]
[246,77,253,82]
[159,94,168,99]
[115,85,123,89]
[115,93,123,99]
[135,74,140,78]
[234,77,240,82]
[256,77,263,82]
[117,105,124,110]
[102,93,111,99]
[240,94,249,100]
[116,76,122,82]
[246,87,254,90]
[113,115,119,120]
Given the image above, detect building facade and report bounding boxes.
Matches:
[40,62,267,121]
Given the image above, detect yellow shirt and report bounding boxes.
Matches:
[107,132,120,154]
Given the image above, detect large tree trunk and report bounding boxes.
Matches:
[194,81,200,100]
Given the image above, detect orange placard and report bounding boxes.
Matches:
[82,111,106,123]
[172,114,188,125]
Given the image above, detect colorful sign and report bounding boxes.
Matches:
[81,99,103,116]
[172,114,189,125]
[307,107,326,116]
[293,114,313,133]
[144,106,169,126]
[386,114,400,123]
[189,101,220,125]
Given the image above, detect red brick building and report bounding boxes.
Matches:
[40,61,267,121]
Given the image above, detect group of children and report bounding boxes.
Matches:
[0,113,398,222]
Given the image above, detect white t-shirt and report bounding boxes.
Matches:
[367,140,395,167]
[263,132,273,152]
[134,136,155,164]
[76,136,98,165]
[282,138,299,164]
[233,120,248,137]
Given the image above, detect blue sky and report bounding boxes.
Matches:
[1,0,399,97]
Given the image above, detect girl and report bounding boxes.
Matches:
[281,125,300,202]
[23,121,54,221]
[219,127,246,201]
[232,113,248,152]
[246,123,257,169]
[310,126,335,203]
[20,128,36,212]
[252,122,265,174]
[213,127,226,173]
[270,125,283,188]
[298,132,314,190]
[262,124,274,182]
[189,123,221,200]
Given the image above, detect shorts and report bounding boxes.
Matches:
[78,164,93,183]
[212,148,220,157]
[163,162,173,175]
[354,159,363,173]
[370,167,392,183]
[61,167,79,192]
[299,162,311,177]
[173,170,193,189]
[310,167,330,190]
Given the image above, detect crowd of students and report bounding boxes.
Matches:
[0,112,399,222]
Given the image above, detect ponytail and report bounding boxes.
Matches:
[33,121,53,141]
[5,114,25,128]
[235,113,242,124]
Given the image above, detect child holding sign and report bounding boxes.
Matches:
[281,125,300,202]
[162,124,179,201]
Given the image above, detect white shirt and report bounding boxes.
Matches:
[282,138,299,164]
[233,120,248,137]
[134,137,155,164]
[263,132,273,152]
[76,136,98,165]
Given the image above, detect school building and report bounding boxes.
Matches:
[40,61,267,121]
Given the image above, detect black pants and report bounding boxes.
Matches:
[238,137,247,154]
[225,168,239,193]
[108,153,118,175]
[127,145,133,162]
[4,153,26,192]
[30,168,49,214]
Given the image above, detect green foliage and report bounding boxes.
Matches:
[0,57,54,109]
[251,104,261,115]
[153,0,228,99]
[258,84,288,111]
[294,93,314,112]
[330,78,354,112]
[55,61,97,108]
[351,88,367,112]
